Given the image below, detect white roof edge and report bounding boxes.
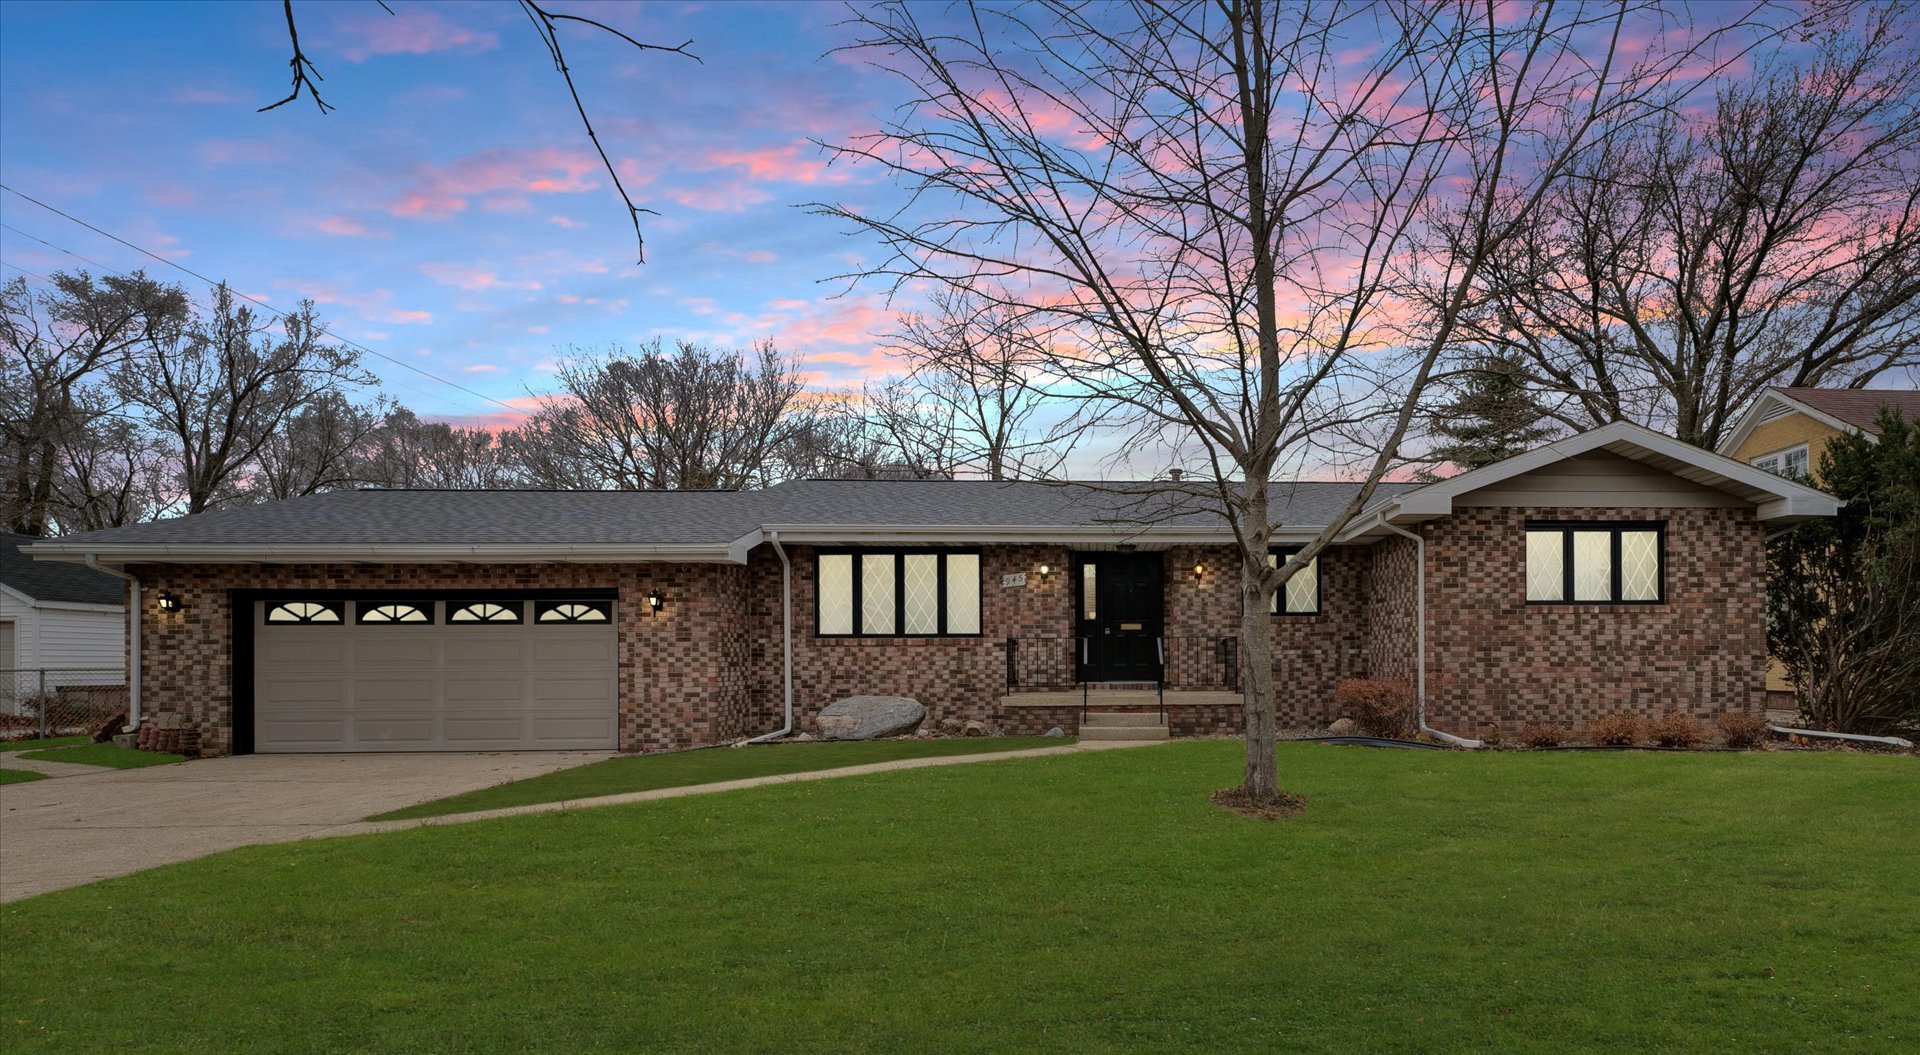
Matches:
[1718,390,1862,455]
[751,524,1333,546]
[24,542,746,566]
[1374,420,1840,525]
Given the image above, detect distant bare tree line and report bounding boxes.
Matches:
[1,271,1067,536]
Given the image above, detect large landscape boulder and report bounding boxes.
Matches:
[816,696,926,741]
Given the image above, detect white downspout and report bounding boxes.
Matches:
[1377,521,1482,749]
[87,554,140,731]
[738,531,795,745]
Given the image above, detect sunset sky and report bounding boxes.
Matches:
[0,1,916,428]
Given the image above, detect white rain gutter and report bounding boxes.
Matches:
[85,554,140,732]
[738,530,795,745]
[1376,521,1483,749]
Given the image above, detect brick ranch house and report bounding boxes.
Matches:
[26,422,1836,756]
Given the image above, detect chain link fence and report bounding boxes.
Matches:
[0,669,128,741]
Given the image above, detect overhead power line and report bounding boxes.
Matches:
[0,182,524,417]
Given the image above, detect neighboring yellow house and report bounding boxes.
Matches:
[1720,386,1920,709]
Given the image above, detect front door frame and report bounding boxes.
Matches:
[1073,551,1165,683]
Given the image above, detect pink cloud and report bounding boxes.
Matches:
[463,364,501,374]
[196,139,282,166]
[335,9,499,63]
[667,178,772,212]
[420,262,542,292]
[309,215,385,238]
[386,148,601,220]
[273,278,432,326]
[706,142,845,184]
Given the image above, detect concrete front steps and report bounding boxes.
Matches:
[1077,711,1170,742]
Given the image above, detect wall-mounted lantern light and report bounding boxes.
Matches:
[1192,562,1207,580]
[1037,563,1052,581]
[156,590,183,613]
[645,590,665,615]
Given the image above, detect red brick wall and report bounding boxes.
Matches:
[126,562,749,756]
[1417,506,1767,732]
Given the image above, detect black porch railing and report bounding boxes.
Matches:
[1003,636,1241,697]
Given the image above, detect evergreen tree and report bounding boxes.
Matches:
[1428,352,1558,471]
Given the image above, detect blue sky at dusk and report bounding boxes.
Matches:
[1,1,917,428]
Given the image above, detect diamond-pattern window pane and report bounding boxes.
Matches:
[818,555,853,634]
[1620,530,1660,601]
[903,554,940,634]
[861,554,896,634]
[1572,531,1612,601]
[945,554,980,634]
[1526,531,1564,601]
[1082,562,1098,620]
[1267,553,1279,613]
[1284,557,1319,614]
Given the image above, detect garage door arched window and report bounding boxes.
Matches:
[265,601,344,624]
[536,601,613,623]
[357,602,433,624]
[448,601,522,624]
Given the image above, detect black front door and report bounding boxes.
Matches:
[1075,552,1164,683]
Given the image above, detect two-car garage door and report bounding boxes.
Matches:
[252,596,617,752]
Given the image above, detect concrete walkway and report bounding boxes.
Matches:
[0,741,1151,903]
[0,751,611,903]
[0,753,108,779]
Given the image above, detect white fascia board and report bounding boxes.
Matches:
[0,581,36,607]
[1380,420,1839,524]
[24,543,746,566]
[1719,392,1861,455]
[753,524,1338,548]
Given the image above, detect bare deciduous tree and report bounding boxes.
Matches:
[255,391,384,500]
[522,339,810,490]
[817,0,1781,806]
[876,288,1078,479]
[358,406,522,490]
[114,285,373,514]
[1462,6,1920,448]
[0,271,188,534]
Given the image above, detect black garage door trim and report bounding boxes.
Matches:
[230,587,618,756]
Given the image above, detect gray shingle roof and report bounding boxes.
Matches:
[26,479,1418,554]
[1777,387,1920,433]
[2,533,126,604]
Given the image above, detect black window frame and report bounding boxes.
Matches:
[1524,520,1667,606]
[1267,546,1322,616]
[533,599,615,624]
[814,548,983,638]
[354,600,436,625]
[263,600,347,625]
[445,599,525,624]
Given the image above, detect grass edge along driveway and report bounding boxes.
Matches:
[2,743,1913,1054]
[374,736,1073,820]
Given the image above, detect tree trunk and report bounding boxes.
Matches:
[1236,484,1281,803]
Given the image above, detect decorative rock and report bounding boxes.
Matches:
[938,716,965,733]
[790,732,816,742]
[1044,727,1066,738]
[962,719,989,737]
[817,696,926,741]
[1328,717,1358,736]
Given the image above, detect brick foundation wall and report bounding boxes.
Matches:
[1417,506,1768,733]
[127,562,749,756]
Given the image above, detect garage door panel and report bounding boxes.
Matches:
[530,717,618,743]
[444,677,528,705]
[444,637,528,666]
[257,636,347,666]
[530,676,616,705]
[353,637,438,667]
[532,635,616,664]
[442,717,530,743]
[258,718,350,747]
[354,677,437,705]
[259,677,348,707]
[352,717,436,745]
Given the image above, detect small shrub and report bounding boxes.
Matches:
[1587,713,1645,747]
[1717,712,1770,750]
[1331,678,1415,738]
[1476,723,1505,747]
[1649,712,1704,749]
[1517,721,1569,749]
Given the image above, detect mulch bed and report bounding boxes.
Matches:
[1211,785,1307,820]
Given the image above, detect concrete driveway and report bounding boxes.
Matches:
[0,752,609,902]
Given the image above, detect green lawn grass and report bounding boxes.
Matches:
[374,736,1073,820]
[0,767,46,784]
[16,743,186,769]
[2,742,1915,1054]
[0,735,86,752]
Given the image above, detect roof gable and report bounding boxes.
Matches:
[1719,387,1920,455]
